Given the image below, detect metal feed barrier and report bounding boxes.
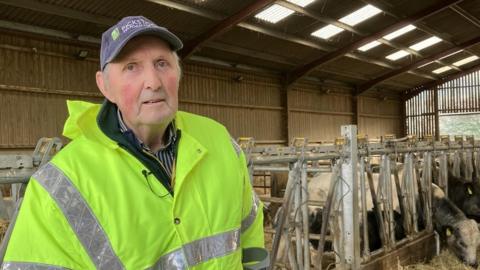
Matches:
[240,126,480,270]
[0,132,479,269]
[0,137,62,262]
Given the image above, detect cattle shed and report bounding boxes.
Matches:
[0,0,480,270]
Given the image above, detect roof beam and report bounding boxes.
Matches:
[205,41,410,89]
[179,0,275,59]
[0,0,116,25]
[146,0,221,19]
[405,62,480,99]
[356,35,480,95]
[206,42,293,66]
[285,0,462,86]
[319,68,411,89]
[450,5,480,28]
[0,19,101,44]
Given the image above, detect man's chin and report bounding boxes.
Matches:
[140,113,175,127]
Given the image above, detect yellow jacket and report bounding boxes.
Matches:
[2,100,263,269]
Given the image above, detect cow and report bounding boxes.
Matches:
[309,207,406,252]
[271,164,406,264]
[431,158,480,222]
[364,209,406,251]
[431,183,480,268]
[446,173,480,222]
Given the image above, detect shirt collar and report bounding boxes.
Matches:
[117,108,177,152]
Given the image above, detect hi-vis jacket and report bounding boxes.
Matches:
[2,100,264,269]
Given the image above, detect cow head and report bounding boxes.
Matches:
[446,219,480,268]
[461,184,480,222]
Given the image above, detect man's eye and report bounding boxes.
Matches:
[125,64,136,71]
[156,60,168,68]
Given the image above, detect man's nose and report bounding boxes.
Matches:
[144,65,162,90]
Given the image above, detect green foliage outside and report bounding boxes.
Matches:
[439,113,480,139]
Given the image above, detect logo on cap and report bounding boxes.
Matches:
[121,18,155,34]
[111,28,120,41]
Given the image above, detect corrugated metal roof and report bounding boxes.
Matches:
[0,0,478,95]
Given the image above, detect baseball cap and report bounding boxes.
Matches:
[100,15,183,70]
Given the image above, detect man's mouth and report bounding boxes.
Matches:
[143,99,164,104]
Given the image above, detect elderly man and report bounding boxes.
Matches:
[2,16,265,269]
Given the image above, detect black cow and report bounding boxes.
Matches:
[447,173,480,222]
[308,207,406,252]
[308,207,332,251]
[432,183,480,268]
[364,209,406,251]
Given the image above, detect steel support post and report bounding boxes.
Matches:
[339,125,360,270]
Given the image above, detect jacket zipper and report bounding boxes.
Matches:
[142,149,174,193]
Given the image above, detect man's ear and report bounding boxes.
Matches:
[96,71,115,103]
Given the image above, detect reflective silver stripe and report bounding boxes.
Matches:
[32,163,124,270]
[1,262,66,269]
[241,192,260,233]
[231,137,242,156]
[151,228,240,270]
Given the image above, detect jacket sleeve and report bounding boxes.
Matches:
[238,150,265,249]
[2,179,95,269]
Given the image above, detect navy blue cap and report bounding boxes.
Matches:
[100,16,183,70]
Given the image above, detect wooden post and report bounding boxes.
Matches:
[352,95,361,128]
[401,96,408,136]
[433,86,440,140]
[281,82,291,145]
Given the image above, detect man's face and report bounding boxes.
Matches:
[97,36,180,130]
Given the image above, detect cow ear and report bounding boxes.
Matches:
[445,226,453,237]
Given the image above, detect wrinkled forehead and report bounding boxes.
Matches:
[113,35,174,63]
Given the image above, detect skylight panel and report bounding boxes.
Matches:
[409,36,442,51]
[383,24,416,41]
[287,0,315,7]
[432,66,452,74]
[386,50,410,61]
[311,24,344,39]
[255,4,294,24]
[339,5,382,26]
[358,40,381,51]
[453,55,479,66]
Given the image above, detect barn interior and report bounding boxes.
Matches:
[0,0,480,269]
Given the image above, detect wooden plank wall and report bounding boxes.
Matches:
[290,82,403,142]
[359,96,404,139]
[0,31,404,150]
[0,33,102,149]
[289,83,353,142]
[179,64,284,143]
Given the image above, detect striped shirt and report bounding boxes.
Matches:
[117,109,177,178]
